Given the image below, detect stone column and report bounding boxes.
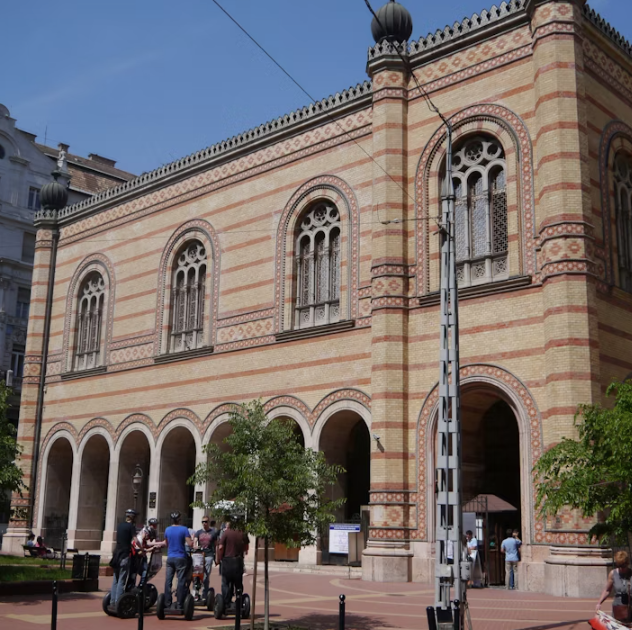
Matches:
[530,0,605,595]
[100,455,120,554]
[2,216,59,554]
[66,453,82,550]
[362,42,413,582]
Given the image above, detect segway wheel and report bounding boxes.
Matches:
[213,594,224,619]
[117,592,138,620]
[242,593,251,619]
[145,584,158,610]
[156,593,166,620]
[206,587,215,611]
[184,594,195,621]
[102,592,115,617]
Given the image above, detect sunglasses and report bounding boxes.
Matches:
[202,521,209,524]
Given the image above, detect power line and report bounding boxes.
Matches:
[209,0,422,223]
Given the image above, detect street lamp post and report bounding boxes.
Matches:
[132,464,144,512]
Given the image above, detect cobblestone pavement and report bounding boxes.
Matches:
[0,569,597,630]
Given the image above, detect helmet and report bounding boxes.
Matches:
[126,508,137,517]
[170,511,181,521]
[148,518,158,527]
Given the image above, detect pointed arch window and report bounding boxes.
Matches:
[170,240,207,353]
[445,135,508,287]
[614,153,632,292]
[74,272,105,371]
[295,202,341,329]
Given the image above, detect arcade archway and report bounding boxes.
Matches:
[42,437,73,549]
[319,410,370,521]
[76,434,110,549]
[116,430,151,525]
[158,426,196,531]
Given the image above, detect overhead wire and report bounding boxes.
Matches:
[209,0,439,227]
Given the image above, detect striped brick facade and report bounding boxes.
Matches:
[4,0,632,596]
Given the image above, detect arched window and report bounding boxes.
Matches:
[75,272,105,371]
[614,153,632,292]
[445,135,508,287]
[294,202,341,329]
[170,240,207,352]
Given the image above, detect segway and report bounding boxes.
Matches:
[156,553,196,621]
[213,588,250,620]
[103,550,162,618]
[190,549,215,610]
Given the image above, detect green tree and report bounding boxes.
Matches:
[190,399,344,630]
[534,380,632,544]
[0,381,26,503]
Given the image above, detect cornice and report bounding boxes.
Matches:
[54,82,372,227]
[583,4,632,61]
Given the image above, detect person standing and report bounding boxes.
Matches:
[466,530,483,588]
[596,550,632,623]
[110,508,138,608]
[163,511,192,609]
[195,516,219,600]
[133,517,165,586]
[215,518,249,609]
[501,528,522,590]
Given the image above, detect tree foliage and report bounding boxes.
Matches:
[0,381,26,498]
[190,399,345,545]
[534,380,632,544]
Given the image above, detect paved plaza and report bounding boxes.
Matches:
[0,570,596,630]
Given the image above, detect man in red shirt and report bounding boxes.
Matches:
[215,519,249,611]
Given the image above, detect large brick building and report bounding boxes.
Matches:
[5,0,632,596]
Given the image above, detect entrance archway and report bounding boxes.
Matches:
[76,434,110,549]
[42,437,73,549]
[158,426,196,532]
[319,410,370,521]
[432,387,522,585]
[116,430,151,525]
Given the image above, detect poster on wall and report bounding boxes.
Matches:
[329,523,361,555]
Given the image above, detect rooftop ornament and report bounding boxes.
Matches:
[40,170,68,212]
[371,0,413,44]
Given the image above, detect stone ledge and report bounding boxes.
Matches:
[275,320,355,343]
[153,345,214,364]
[418,275,533,307]
[60,366,107,381]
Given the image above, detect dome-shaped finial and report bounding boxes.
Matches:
[40,170,68,211]
[371,0,413,44]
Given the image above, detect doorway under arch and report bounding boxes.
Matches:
[76,434,111,549]
[42,437,73,549]
[158,426,196,532]
[116,430,151,526]
[432,387,522,585]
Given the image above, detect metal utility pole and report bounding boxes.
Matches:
[428,125,468,630]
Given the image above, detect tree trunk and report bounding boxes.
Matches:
[264,536,269,630]
[250,537,258,630]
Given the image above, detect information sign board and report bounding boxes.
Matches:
[329,523,361,555]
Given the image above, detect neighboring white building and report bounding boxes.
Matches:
[0,103,134,538]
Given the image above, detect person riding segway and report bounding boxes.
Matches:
[103,508,138,617]
[213,517,250,620]
[194,516,218,609]
[133,517,165,609]
[156,511,195,621]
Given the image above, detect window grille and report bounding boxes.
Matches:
[75,272,105,371]
[445,135,508,287]
[614,153,632,292]
[170,240,207,352]
[295,202,341,329]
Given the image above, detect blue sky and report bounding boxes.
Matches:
[3,0,630,175]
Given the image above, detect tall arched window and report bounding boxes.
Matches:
[75,272,105,371]
[445,135,508,287]
[614,153,632,292]
[170,240,207,353]
[295,202,341,329]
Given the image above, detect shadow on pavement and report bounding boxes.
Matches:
[280,613,396,630]
[0,592,100,606]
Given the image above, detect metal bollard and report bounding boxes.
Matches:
[234,587,242,630]
[452,600,460,630]
[137,583,145,630]
[339,594,346,630]
[426,606,437,630]
[51,581,58,630]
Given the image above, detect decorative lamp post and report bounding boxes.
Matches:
[132,464,144,512]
